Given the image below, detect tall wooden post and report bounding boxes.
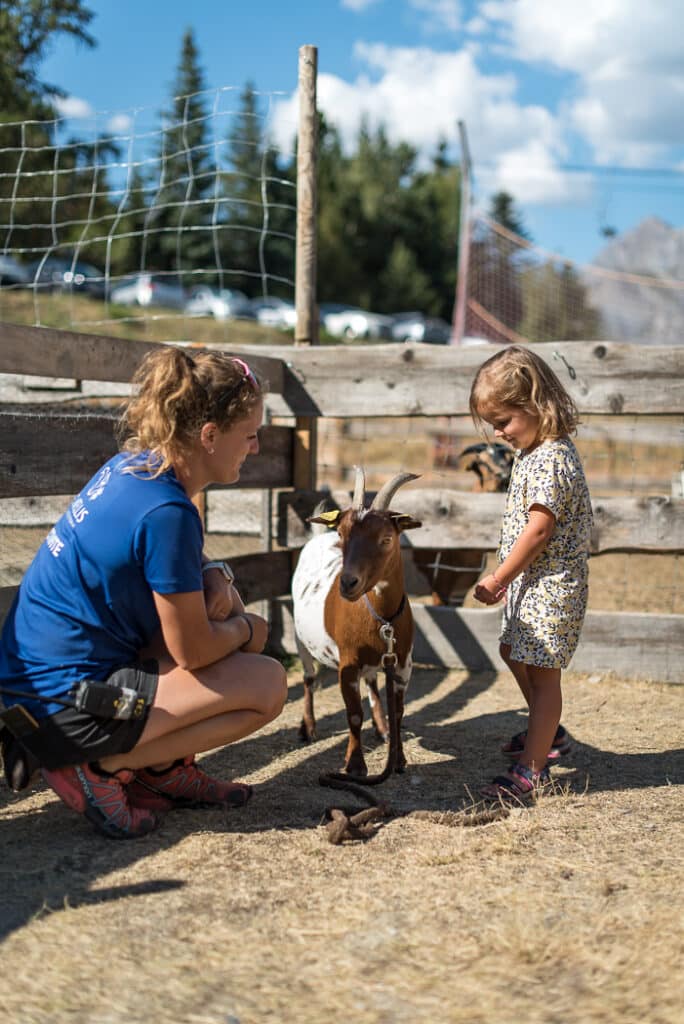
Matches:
[295,44,318,351]
[451,120,472,345]
[293,44,318,493]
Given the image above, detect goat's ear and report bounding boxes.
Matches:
[308,509,342,528]
[390,513,422,532]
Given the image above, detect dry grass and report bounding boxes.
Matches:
[1,666,682,1024]
[0,288,290,347]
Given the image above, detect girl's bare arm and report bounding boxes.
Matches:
[475,504,556,603]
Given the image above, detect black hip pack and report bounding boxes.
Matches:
[0,678,155,790]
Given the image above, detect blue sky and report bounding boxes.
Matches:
[42,0,684,266]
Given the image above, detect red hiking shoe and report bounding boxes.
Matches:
[42,763,158,839]
[127,757,253,812]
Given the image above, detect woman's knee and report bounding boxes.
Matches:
[262,656,288,718]
[239,654,287,720]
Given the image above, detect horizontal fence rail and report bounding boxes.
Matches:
[277,490,684,554]
[235,340,684,417]
[4,331,684,416]
[0,409,295,498]
[0,321,287,391]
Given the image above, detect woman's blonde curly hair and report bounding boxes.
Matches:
[469,345,578,441]
[117,347,264,476]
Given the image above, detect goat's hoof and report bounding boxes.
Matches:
[373,728,389,744]
[298,721,316,743]
[344,758,368,777]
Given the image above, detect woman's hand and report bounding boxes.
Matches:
[238,612,269,654]
[474,574,506,605]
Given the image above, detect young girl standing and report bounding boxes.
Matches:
[469,346,593,802]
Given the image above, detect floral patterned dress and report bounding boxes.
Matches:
[499,437,593,669]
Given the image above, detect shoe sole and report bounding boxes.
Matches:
[43,768,158,840]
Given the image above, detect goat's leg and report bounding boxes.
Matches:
[340,665,367,776]
[393,682,408,772]
[364,672,389,743]
[296,634,318,742]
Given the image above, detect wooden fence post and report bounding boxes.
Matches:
[288,43,320,613]
[295,43,318,349]
[293,46,319,496]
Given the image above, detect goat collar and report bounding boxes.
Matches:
[363,592,406,627]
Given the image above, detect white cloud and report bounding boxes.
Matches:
[52,95,94,120]
[482,140,593,205]
[271,42,581,206]
[476,0,684,164]
[340,0,381,10]
[106,114,133,134]
[409,0,463,34]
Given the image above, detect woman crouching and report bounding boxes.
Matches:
[0,348,287,838]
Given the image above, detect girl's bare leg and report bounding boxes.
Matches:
[519,664,562,773]
[499,643,532,706]
[100,652,287,773]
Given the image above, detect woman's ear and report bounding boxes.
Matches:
[200,422,217,455]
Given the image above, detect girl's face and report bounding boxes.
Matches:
[481,403,540,451]
[211,398,263,484]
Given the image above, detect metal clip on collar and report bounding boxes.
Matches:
[380,622,397,668]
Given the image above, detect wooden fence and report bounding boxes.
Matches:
[1,323,683,682]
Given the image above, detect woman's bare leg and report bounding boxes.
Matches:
[100,652,287,772]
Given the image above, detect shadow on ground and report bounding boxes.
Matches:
[1,665,682,941]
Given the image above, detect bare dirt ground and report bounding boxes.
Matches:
[1,663,682,1024]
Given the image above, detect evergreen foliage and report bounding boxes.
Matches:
[143,28,217,278]
[219,82,295,297]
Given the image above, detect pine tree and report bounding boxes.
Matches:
[0,0,100,262]
[219,81,297,297]
[144,28,216,278]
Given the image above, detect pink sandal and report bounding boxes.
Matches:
[501,725,571,762]
[481,762,552,804]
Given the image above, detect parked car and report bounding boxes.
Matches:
[247,296,297,330]
[391,312,452,345]
[185,286,253,320]
[110,272,187,309]
[0,254,30,288]
[322,306,394,341]
[26,256,106,298]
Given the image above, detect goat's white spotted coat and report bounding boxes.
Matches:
[292,531,342,670]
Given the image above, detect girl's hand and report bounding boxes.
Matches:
[474,574,506,605]
[203,571,236,621]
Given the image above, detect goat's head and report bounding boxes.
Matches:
[459,442,513,492]
[309,467,422,601]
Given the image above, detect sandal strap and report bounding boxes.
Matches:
[489,773,534,797]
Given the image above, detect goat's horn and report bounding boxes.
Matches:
[352,465,366,510]
[370,471,420,511]
[458,443,487,457]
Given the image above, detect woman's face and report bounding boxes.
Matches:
[481,403,540,451]
[211,399,263,484]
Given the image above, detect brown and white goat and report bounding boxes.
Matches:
[291,469,421,777]
[410,442,513,606]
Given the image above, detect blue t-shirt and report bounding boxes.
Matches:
[0,452,204,718]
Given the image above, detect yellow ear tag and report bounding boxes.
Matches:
[318,510,342,527]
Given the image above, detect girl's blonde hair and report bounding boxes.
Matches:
[469,345,578,440]
[117,347,264,475]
